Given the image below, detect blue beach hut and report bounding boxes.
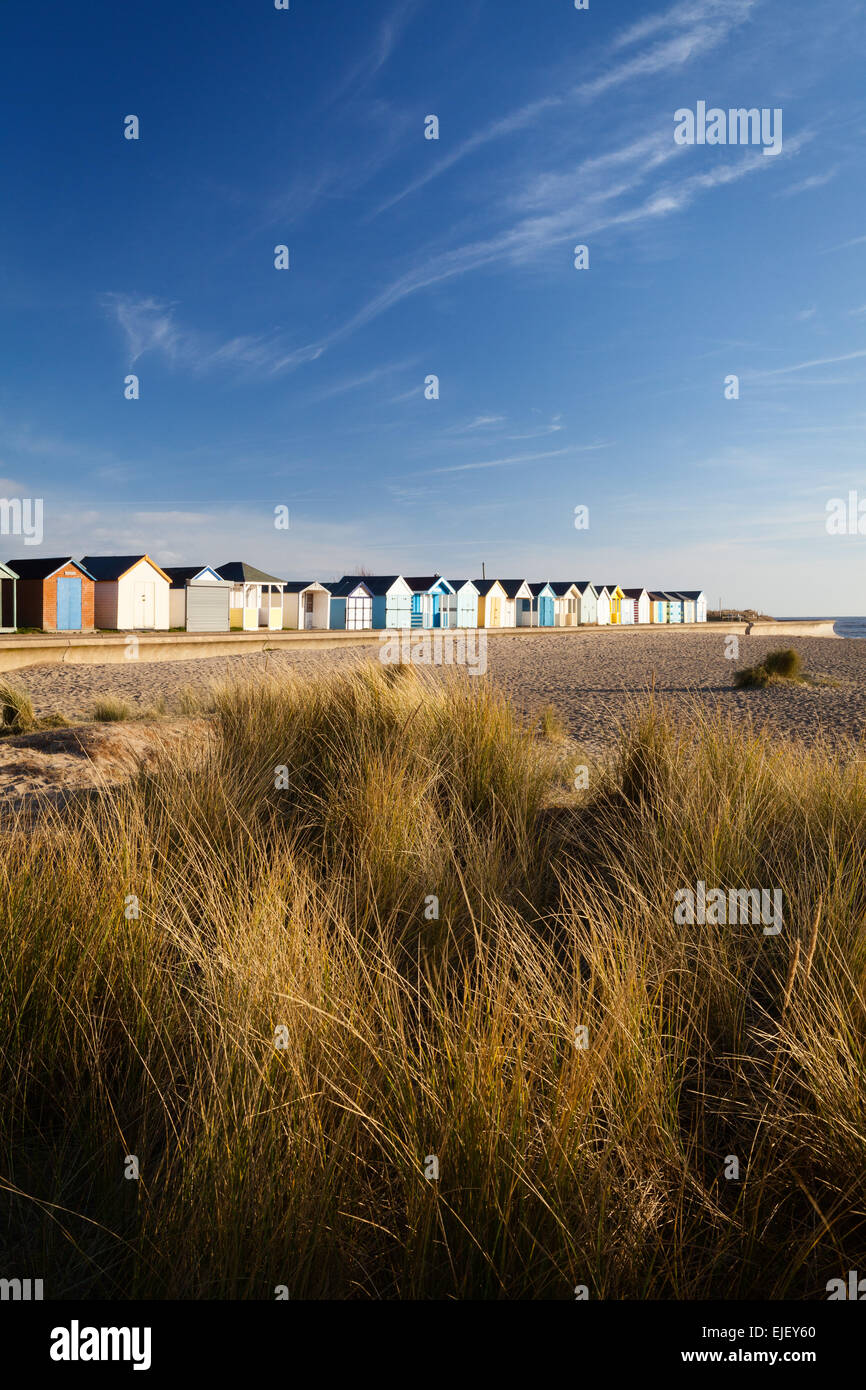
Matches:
[405,575,457,628]
[527,582,556,627]
[663,592,684,624]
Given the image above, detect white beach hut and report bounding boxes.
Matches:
[622,587,651,625]
[574,582,598,625]
[282,581,332,630]
[594,585,612,626]
[80,555,171,631]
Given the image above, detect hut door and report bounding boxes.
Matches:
[303,592,314,629]
[133,580,155,628]
[56,576,82,630]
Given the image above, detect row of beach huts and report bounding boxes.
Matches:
[0,557,707,632]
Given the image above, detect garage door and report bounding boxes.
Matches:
[346,594,372,629]
[187,585,230,632]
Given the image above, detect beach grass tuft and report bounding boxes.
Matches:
[735,646,804,689]
[0,679,35,733]
[89,696,134,722]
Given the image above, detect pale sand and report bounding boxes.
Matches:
[7,631,866,755]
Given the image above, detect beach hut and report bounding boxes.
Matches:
[549,582,579,627]
[325,578,374,630]
[599,584,624,624]
[0,562,18,632]
[648,591,668,623]
[332,576,411,629]
[574,582,598,626]
[282,581,332,631]
[163,566,231,632]
[445,580,480,628]
[364,576,412,629]
[663,592,684,624]
[216,562,286,631]
[474,579,509,628]
[595,585,612,626]
[677,589,707,623]
[622,587,651,625]
[405,576,457,629]
[80,555,171,630]
[499,580,533,627]
[6,557,94,631]
[672,592,696,624]
[525,582,556,627]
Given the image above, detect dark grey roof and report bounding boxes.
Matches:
[648,591,669,601]
[574,582,597,596]
[336,574,404,597]
[282,580,323,593]
[498,580,529,598]
[6,557,95,581]
[216,561,285,586]
[447,579,477,591]
[80,555,162,581]
[529,581,553,596]
[674,589,704,600]
[472,579,499,595]
[549,582,577,597]
[325,577,374,598]
[162,565,228,588]
[403,575,453,593]
[621,587,647,600]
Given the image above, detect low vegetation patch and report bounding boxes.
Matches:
[735,646,805,689]
[0,680,35,733]
[1,665,864,1298]
[89,696,135,723]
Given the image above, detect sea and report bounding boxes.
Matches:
[780,618,866,639]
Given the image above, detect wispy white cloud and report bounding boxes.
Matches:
[777,166,839,197]
[374,95,562,215]
[429,443,610,475]
[320,0,426,110]
[376,0,756,213]
[102,293,323,378]
[754,348,866,378]
[303,359,418,404]
[109,113,802,383]
[576,0,757,100]
[822,232,866,253]
[444,415,506,434]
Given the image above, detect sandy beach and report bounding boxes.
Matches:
[7,629,866,755]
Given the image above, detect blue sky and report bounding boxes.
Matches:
[1,0,865,613]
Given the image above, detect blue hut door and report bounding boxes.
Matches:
[411,594,423,627]
[540,596,554,626]
[432,593,441,628]
[56,576,82,630]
